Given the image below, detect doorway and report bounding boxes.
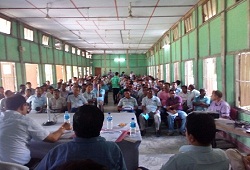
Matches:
[0,62,16,91]
[95,67,102,76]
[56,65,65,82]
[25,63,39,88]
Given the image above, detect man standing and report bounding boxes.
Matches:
[139,88,162,137]
[166,89,187,136]
[111,72,120,104]
[0,94,71,168]
[35,105,126,170]
[117,89,138,112]
[207,90,230,118]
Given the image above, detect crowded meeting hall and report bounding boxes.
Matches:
[0,0,250,169]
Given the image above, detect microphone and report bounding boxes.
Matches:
[43,92,56,126]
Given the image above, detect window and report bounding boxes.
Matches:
[172,25,179,41]
[203,58,217,96]
[42,35,49,46]
[0,17,11,34]
[45,64,53,84]
[55,39,62,50]
[66,66,72,81]
[77,49,81,55]
[236,52,250,110]
[24,27,33,41]
[65,44,69,52]
[165,64,170,83]
[82,51,85,57]
[173,62,180,81]
[202,0,217,22]
[185,60,194,86]
[157,65,163,80]
[184,14,193,34]
[72,47,76,54]
[73,66,78,77]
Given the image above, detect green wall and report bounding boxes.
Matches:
[0,21,90,86]
[146,0,250,149]
[92,54,147,76]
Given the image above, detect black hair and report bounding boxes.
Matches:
[73,105,104,138]
[175,80,181,86]
[6,94,26,111]
[181,85,187,89]
[123,88,130,92]
[186,112,216,145]
[115,72,119,76]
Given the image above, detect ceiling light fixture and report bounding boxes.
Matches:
[45,3,51,20]
[78,30,82,40]
[127,2,133,18]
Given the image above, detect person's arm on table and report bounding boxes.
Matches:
[43,122,71,142]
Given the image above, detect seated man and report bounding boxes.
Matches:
[193,88,210,111]
[0,90,14,111]
[165,89,187,136]
[117,89,138,112]
[26,87,46,113]
[35,105,127,170]
[67,86,88,113]
[160,113,229,170]
[0,94,71,168]
[49,89,67,112]
[83,84,97,106]
[139,88,162,137]
[207,90,230,118]
[178,85,191,112]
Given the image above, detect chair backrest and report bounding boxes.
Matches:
[0,161,29,170]
[230,108,238,121]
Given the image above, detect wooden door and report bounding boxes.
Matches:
[95,67,101,76]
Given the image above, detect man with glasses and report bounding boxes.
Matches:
[139,88,162,137]
[166,89,187,136]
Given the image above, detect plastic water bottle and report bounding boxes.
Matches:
[64,111,70,123]
[130,118,136,136]
[107,112,113,130]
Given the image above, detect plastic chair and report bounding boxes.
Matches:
[0,161,29,170]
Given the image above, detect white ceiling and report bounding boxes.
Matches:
[0,0,199,54]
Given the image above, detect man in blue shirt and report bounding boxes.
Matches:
[35,105,126,170]
[160,112,229,170]
[193,88,210,111]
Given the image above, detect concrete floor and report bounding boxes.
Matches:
[104,93,187,170]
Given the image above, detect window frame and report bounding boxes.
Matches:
[203,57,217,96]
[184,60,194,86]
[172,25,179,41]
[202,0,217,22]
[24,27,34,41]
[42,35,49,46]
[0,17,11,34]
[184,14,193,34]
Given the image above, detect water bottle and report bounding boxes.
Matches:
[107,112,113,130]
[130,118,136,136]
[64,111,70,123]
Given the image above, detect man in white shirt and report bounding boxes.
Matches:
[67,86,88,112]
[139,88,162,137]
[83,84,97,106]
[0,94,71,168]
[26,87,46,113]
[117,89,138,112]
[49,89,67,112]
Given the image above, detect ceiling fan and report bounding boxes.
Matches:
[127,2,133,18]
